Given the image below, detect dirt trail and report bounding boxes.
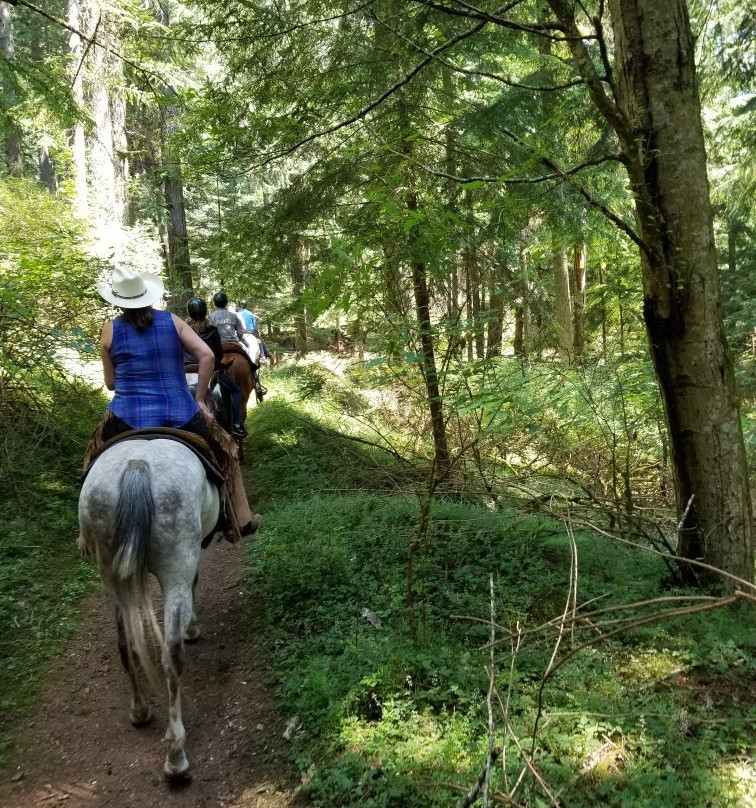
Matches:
[0,538,308,808]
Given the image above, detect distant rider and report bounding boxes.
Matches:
[184,297,246,438]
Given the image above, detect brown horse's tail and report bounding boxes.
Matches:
[110,459,163,691]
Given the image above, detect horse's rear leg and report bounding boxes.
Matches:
[161,593,192,779]
[116,611,152,726]
[184,572,201,643]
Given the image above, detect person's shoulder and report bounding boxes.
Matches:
[100,319,114,344]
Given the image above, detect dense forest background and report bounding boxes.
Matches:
[0,0,754,805]
[1,0,753,580]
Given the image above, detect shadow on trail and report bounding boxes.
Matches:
[0,537,309,808]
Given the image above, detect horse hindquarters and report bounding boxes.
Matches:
[79,440,217,780]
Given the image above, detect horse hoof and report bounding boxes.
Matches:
[130,705,153,727]
[164,755,191,780]
[184,622,201,643]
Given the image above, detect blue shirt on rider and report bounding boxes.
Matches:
[107,309,199,429]
[238,307,256,332]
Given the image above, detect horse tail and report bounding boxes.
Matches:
[111,458,162,690]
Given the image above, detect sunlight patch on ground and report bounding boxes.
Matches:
[235,779,303,807]
[717,756,755,805]
[339,706,474,773]
[616,648,686,684]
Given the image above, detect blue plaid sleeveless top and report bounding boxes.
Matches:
[107,309,199,429]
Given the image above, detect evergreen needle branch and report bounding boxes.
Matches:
[409,0,575,41]
[499,129,650,257]
[14,0,170,93]
[246,18,488,170]
[371,8,583,91]
[70,12,101,89]
[137,2,377,44]
[392,150,624,185]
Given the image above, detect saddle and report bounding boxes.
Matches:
[221,342,259,373]
[81,427,225,488]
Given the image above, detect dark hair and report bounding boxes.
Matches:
[120,306,154,332]
[213,291,228,308]
[239,300,247,309]
[187,297,208,320]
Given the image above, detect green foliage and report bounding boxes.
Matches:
[0,369,103,767]
[0,182,104,765]
[245,373,755,808]
[0,179,101,355]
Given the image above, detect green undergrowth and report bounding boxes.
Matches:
[246,366,756,808]
[0,376,103,767]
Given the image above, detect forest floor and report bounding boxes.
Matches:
[0,533,310,808]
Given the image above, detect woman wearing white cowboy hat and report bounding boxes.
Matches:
[84,266,258,542]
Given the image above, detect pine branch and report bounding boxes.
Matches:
[14,0,169,93]
[409,0,588,41]
[245,18,489,170]
[390,149,625,186]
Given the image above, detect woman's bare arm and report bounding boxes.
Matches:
[173,314,214,416]
[100,321,115,390]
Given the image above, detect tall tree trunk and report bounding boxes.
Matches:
[552,242,573,359]
[111,81,129,223]
[67,0,88,215]
[399,96,449,472]
[158,2,192,310]
[464,245,474,362]
[486,253,505,359]
[37,144,57,192]
[514,242,531,360]
[471,249,484,359]
[572,243,586,361]
[407,188,450,473]
[548,0,754,585]
[0,2,23,177]
[163,167,192,308]
[28,19,57,192]
[88,9,120,229]
[290,235,308,355]
[598,261,608,362]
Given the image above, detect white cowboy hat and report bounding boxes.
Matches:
[96,266,164,309]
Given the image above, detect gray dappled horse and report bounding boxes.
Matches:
[78,439,220,779]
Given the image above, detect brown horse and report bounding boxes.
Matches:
[221,343,256,460]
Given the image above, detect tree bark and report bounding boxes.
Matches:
[407,190,451,473]
[37,144,57,192]
[67,0,88,215]
[290,235,308,355]
[486,253,505,359]
[514,242,531,360]
[552,242,573,359]
[572,243,586,361]
[158,2,192,311]
[548,0,754,585]
[0,2,23,177]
